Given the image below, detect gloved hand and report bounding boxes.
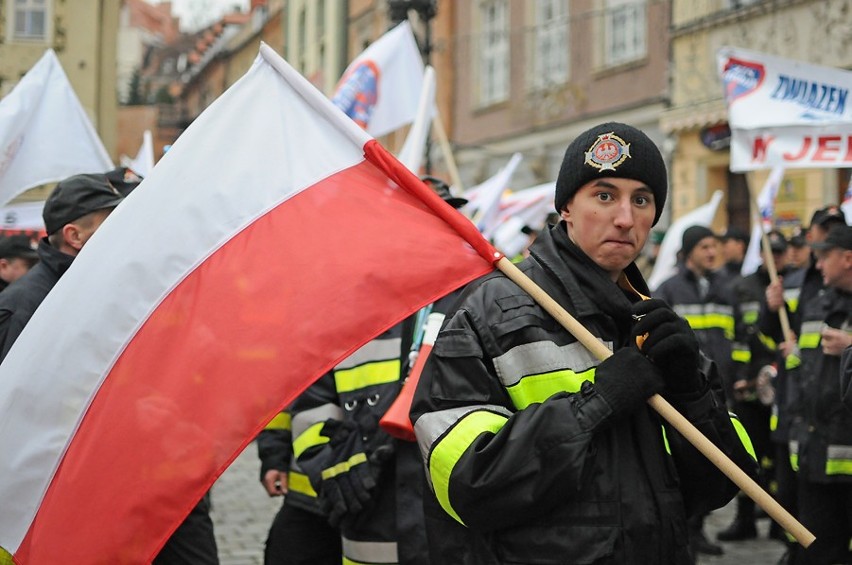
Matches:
[631,299,701,394]
[317,420,377,528]
[594,348,664,417]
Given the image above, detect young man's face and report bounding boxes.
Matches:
[0,256,35,284]
[687,236,719,275]
[560,177,656,280]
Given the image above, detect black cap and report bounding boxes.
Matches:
[681,225,717,258]
[420,176,468,209]
[722,226,750,245]
[811,225,852,252]
[789,229,806,247]
[555,122,667,225]
[105,166,142,197]
[809,205,846,230]
[766,230,788,254]
[0,235,38,260]
[43,174,124,235]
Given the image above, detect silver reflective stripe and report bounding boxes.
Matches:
[674,303,733,316]
[414,405,513,466]
[741,301,760,315]
[827,445,852,460]
[801,321,824,335]
[789,440,799,456]
[335,337,402,370]
[342,537,398,564]
[783,288,800,301]
[492,339,609,388]
[291,403,343,438]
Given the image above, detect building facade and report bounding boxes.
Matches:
[0,0,119,167]
[450,0,671,205]
[661,0,852,232]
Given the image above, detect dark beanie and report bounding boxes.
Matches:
[681,225,716,259]
[555,122,668,225]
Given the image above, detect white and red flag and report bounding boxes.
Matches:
[0,49,112,206]
[0,44,497,564]
[331,21,425,137]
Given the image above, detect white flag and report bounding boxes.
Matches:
[741,166,785,276]
[332,21,424,138]
[648,191,724,291]
[0,49,112,206]
[461,153,524,238]
[129,130,155,178]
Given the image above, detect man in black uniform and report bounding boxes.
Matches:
[410,122,757,564]
[0,235,38,292]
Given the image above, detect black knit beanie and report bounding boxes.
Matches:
[681,225,716,259]
[554,122,668,225]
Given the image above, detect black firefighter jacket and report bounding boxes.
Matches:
[0,238,74,363]
[410,223,758,565]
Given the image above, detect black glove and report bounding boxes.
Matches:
[631,299,701,394]
[594,348,664,417]
[317,420,377,528]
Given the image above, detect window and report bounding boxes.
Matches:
[478,0,509,106]
[603,0,646,67]
[532,0,568,89]
[10,0,49,41]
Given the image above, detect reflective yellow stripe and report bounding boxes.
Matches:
[0,547,11,565]
[288,471,317,497]
[770,413,778,432]
[430,410,508,525]
[730,415,757,461]
[293,422,329,459]
[661,425,671,454]
[790,453,799,472]
[757,331,777,351]
[799,333,821,350]
[321,452,368,480]
[732,348,751,363]
[335,359,400,393]
[743,311,758,325]
[264,412,291,431]
[505,368,595,409]
[785,354,801,370]
[683,313,735,339]
[826,460,852,476]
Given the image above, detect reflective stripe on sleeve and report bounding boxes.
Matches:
[730,413,757,461]
[291,402,343,440]
[264,411,291,431]
[334,359,401,393]
[731,342,750,364]
[293,422,329,459]
[417,406,511,525]
[799,321,824,350]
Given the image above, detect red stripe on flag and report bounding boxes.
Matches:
[15,159,494,564]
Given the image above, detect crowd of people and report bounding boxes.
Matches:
[0,121,850,565]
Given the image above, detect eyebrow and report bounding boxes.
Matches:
[591,180,653,195]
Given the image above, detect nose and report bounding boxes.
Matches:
[613,199,635,229]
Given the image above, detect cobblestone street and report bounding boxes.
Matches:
[211,442,788,565]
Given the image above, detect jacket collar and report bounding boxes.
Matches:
[36,237,75,280]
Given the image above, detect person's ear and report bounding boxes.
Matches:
[61,223,84,252]
[560,208,570,222]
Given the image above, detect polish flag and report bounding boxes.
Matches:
[0,44,497,564]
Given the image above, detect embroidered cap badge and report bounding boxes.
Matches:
[584,132,631,172]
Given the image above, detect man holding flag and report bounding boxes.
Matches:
[410,122,757,564]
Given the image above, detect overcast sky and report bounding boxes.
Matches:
[161,0,250,31]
